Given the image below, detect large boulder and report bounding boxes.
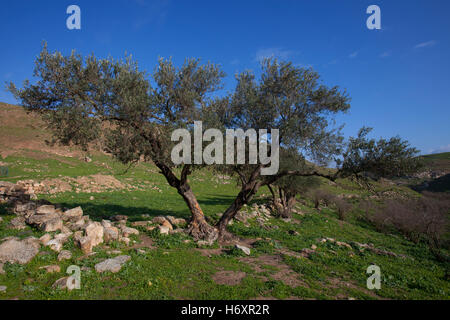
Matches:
[76,222,104,254]
[0,238,40,264]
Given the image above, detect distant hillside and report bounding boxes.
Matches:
[0,102,86,160]
[419,152,450,174]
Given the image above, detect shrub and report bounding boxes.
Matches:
[309,189,336,209]
[333,198,353,221]
[362,192,450,258]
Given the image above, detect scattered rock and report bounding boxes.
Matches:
[130,221,149,227]
[40,265,61,273]
[52,277,71,290]
[41,217,63,232]
[158,225,170,235]
[0,238,40,264]
[76,222,104,254]
[120,226,139,237]
[152,216,167,224]
[0,285,6,292]
[311,244,317,250]
[36,205,56,215]
[166,216,187,227]
[46,239,63,252]
[9,217,26,230]
[112,215,128,222]
[62,206,83,221]
[58,250,72,261]
[94,255,131,273]
[103,226,119,243]
[161,220,173,231]
[235,244,251,255]
[120,237,131,245]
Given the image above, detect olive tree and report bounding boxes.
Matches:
[212,59,421,238]
[8,44,223,241]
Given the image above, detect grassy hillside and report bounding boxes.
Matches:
[0,103,449,300]
[420,152,450,173]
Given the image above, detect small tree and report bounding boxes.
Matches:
[267,149,321,218]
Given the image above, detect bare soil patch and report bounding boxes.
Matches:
[239,254,307,288]
[212,271,247,285]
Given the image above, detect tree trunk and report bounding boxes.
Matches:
[179,185,218,242]
[216,181,261,239]
[156,162,218,241]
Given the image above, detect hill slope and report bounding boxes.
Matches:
[0,103,449,300]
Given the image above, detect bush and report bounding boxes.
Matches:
[362,192,450,257]
[333,198,353,221]
[309,189,336,209]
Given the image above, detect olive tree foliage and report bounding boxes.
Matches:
[7,43,224,241]
[267,148,321,218]
[335,127,422,190]
[211,59,421,237]
[212,59,351,236]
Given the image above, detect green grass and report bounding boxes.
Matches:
[0,151,449,300]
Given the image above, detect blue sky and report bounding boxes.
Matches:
[1,0,449,154]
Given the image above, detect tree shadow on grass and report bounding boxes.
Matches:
[57,201,190,222]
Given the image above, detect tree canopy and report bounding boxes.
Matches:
[8,44,421,240]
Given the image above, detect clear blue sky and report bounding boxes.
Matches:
[1,0,449,154]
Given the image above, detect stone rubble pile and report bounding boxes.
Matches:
[233,203,273,225]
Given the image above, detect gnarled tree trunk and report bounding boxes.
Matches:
[156,162,218,241]
[216,179,261,240]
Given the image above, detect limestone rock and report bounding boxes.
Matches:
[0,238,40,264]
[159,225,170,235]
[52,277,73,290]
[152,216,167,224]
[36,205,56,215]
[76,222,104,254]
[9,217,26,230]
[161,220,173,231]
[40,265,61,273]
[235,244,251,256]
[103,226,119,243]
[41,217,63,232]
[94,255,131,273]
[62,206,83,221]
[58,250,72,261]
[120,226,139,237]
[111,215,128,222]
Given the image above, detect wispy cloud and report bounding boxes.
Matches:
[414,40,436,49]
[379,51,391,58]
[349,51,358,59]
[254,47,296,63]
[132,0,170,30]
[429,144,450,154]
